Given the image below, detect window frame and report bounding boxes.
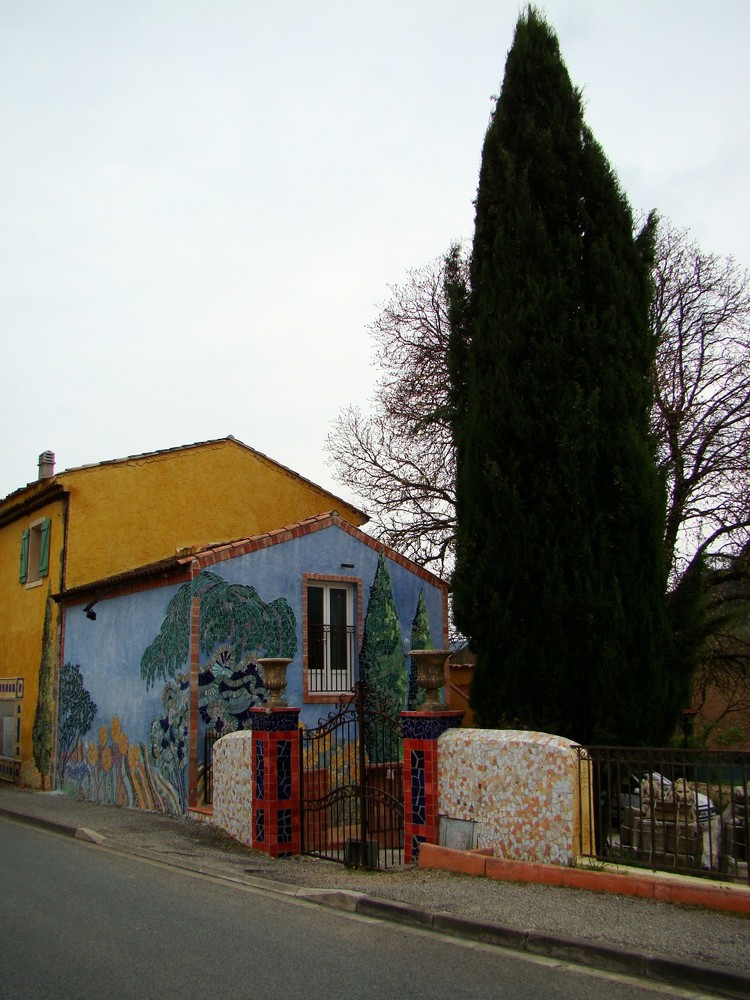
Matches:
[20,517,51,587]
[302,574,362,704]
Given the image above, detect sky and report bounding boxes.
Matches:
[1,1,748,507]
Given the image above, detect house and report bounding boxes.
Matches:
[0,437,367,788]
[55,512,448,814]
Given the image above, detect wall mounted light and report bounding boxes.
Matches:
[83,600,97,621]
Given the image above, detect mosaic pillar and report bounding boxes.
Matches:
[401,710,463,864]
[188,595,201,809]
[248,707,301,857]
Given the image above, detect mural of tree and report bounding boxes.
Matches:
[32,593,55,780]
[359,553,406,762]
[150,675,189,812]
[140,571,297,717]
[408,591,433,710]
[56,662,97,783]
[198,644,264,733]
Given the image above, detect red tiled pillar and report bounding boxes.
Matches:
[401,711,463,864]
[248,707,301,857]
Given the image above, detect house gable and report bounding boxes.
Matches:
[55,437,367,589]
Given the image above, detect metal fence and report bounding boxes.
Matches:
[203,730,221,806]
[576,745,750,884]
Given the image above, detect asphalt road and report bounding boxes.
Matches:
[0,818,719,1000]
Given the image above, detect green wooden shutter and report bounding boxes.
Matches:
[20,529,29,583]
[38,519,51,578]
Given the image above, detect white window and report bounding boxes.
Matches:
[305,580,355,697]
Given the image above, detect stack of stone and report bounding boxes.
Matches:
[627,777,702,868]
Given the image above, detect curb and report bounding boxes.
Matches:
[418,843,750,916]
[4,805,750,998]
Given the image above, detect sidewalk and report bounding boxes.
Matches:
[2,784,749,998]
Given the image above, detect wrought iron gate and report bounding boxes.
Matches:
[300,681,404,869]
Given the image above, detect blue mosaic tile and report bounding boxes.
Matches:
[412,835,426,861]
[255,808,265,843]
[410,748,426,824]
[249,709,300,732]
[277,808,292,844]
[255,740,265,800]
[401,714,462,741]
[277,740,292,801]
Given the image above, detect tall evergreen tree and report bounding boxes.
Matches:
[448,8,675,745]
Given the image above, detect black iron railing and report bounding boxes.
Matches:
[203,730,221,805]
[576,745,750,884]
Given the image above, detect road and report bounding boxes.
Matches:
[0,817,714,999]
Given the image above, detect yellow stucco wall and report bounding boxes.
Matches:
[0,437,364,787]
[0,494,64,788]
[60,438,366,589]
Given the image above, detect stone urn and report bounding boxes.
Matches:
[409,649,450,711]
[257,657,292,707]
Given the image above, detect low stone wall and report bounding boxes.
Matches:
[212,731,254,847]
[438,728,591,865]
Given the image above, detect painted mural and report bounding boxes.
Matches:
[60,571,298,814]
[59,663,189,814]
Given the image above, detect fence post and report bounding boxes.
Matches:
[401,709,463,863]
[247,706,301,857]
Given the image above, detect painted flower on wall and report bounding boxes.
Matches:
[149,675,189,812]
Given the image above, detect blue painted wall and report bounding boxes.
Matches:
[59,523,447,812]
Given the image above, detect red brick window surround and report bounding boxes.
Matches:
[302,573,362,704]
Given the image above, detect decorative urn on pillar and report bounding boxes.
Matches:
[257,657,292,707]
[409,649,450,711]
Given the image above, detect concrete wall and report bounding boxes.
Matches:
[438,728,591,865]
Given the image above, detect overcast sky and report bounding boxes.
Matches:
[1,1,748,508]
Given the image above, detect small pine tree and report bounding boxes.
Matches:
[408,591,433,709]
[448,7,673,745]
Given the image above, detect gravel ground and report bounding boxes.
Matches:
[2,786,749,975]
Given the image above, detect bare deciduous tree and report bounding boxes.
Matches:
[327,224,750,592]
[326,256,459,575]
[651,226,750,582]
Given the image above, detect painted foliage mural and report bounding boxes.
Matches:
[408,590,433,710]
[142,570,297,734]
[60,571,297,814]
[359,553,407,764]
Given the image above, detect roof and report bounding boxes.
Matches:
[1,435,366,523]
[54,511,448,605]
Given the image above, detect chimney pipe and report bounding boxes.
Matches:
[38,451,55,480]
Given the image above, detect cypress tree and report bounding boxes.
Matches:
[448,7,673,745]
[359,553,406,760]
[408,590,433,710]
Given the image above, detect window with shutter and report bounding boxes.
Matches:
[20,518,51,586]
[19,529,29,584]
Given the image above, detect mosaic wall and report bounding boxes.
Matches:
[212,731,254,846]
[437,729,582,864]
[60,668,189,815]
